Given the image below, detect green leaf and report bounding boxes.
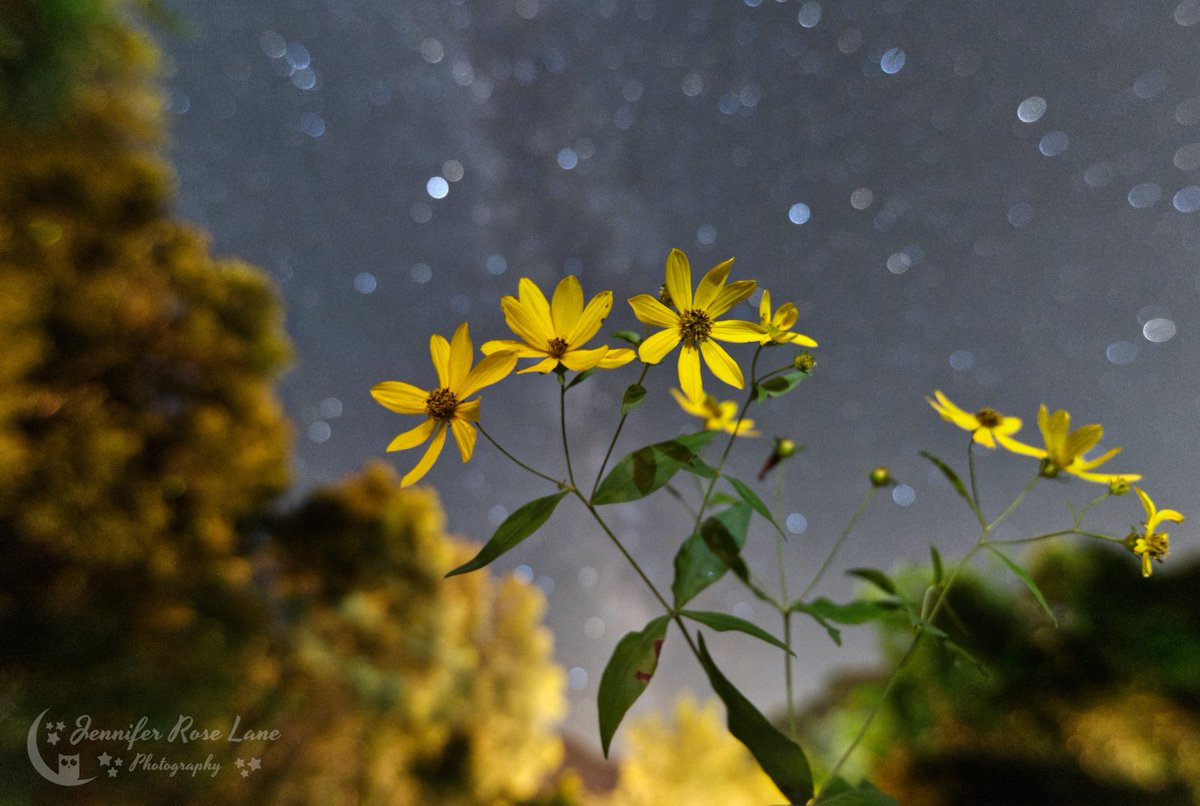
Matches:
[680,610,794,654]
[620,383,647,414]
[565,368,597,390]
[790,596,896,625]
[683,454,719,479]
[611,329,643,346]
[846,567,897,596]
[919,450,972,505]
[696,635,814,803]
[446,492,568,577]
[754,369,809,403]
[813,788,901,805]
[726,475,776,525]
[597,615,669,757]
[930,544,944,584]
[593,431,717,505]
[672,504,752,607]
[987,545,1057,627]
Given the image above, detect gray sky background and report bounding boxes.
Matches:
[160,0,1200,751]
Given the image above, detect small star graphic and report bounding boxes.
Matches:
[55,721,66,731]
[114,757,123,767]
[249,757,261,771]
[107,768,118,778]
[98,751,112,767]
[46,732,59,746]
[235,757,245,769]
[240,769,249,778]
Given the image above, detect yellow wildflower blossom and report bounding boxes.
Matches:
[670,389,758,437]
[757,290,818,347]
[482,275,635,373]
[371,323,516,487]
[628,248,762,401]
[1126,487,1183,577]
[926,390,1025,450]
[1002,404,1141,485]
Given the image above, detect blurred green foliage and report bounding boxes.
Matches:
[802,544,1200,805]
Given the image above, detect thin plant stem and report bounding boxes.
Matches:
[477,423,565,488]
[799,487,877,601]
[967,439,986,526]
[773,467,797,738]
[589,362,651,500]
[986,471,1041,532]
[559,374,577,489]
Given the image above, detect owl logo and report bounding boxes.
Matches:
[26,710,94,786]
[57,754,80,782]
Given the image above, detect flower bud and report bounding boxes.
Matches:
[794,352,816,372]
[758,437,800,480]
[1108,477,1131,496]
[869,466,894,487]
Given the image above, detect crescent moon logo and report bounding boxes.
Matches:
[27,709,94,786]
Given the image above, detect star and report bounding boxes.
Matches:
[55,722,65,731]
[240,769,249,778]
[46,732,59,746]
[98,751,112,766]
[249,757,261,771]
[114,757,123,767]
[235,757,245,769]
[108,768,118,778]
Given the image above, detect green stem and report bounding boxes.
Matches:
[967,438,985,525]
[477,424,565,488]
[559,373,577,489]
[986,471,1041,532]
[589,362,651,500]
[773,467,797,738]
[799,487,878,601]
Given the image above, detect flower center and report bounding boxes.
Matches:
[678,308,713,346]
[548,337,569,359]
[1138,532,1169,559]
[425,387,458,420]
[975,408,1002,429]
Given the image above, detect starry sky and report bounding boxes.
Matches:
[160,0,1199,749]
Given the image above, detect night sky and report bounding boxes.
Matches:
[160,0,1199,749]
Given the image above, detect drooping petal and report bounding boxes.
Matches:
[996,433,1047,458]
[551,275,584,336]
[670,388,709,418]
[566,290,613,347]
[449,416,477,462]
[629,294,679,328]
[501,296,552,349]
[518,277,556,337]
[560,346,610,371]
[401,422,447,487]
[430,333,451,387]
[1071,468,1142,485]
[456,398,481,422]
[929,390,980,432]
[704,279,756,317]
[710,320,767,343]
[386,417,436,452]
[597,347,636,368]
[371,381,429,414]
[638,328,681,364]
[1135,486,1156,521]
[678,343,703,401]
[481,339,545,358]
[694,257,735,310]
[973,429,998,448]
[448,322,474,390]
[665,248,693,311]
[517,357,561,374]
[700,339,745,389]
[457,350,518,398]
[1151,508,1185,530]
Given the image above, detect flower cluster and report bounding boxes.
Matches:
[372,249,815,486]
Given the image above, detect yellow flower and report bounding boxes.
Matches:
[670,389,759,436]
[371,323,516,487]
[1126,487,1183,577]
[926,390,1025,450]
[757,290,818,347]
[1002,404,1141,485]
[481,276,635,373]
[628,248,762,401]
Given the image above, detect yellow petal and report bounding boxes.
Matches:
[665,248,693,311]
[996,416,1023,436]
[517,356,561,374]
[450,416,477,462]
[710,320,767,343]
[566,290,613,347]
[1135,486,1156,520]
[371,381,428,414]
[704,279,756,317]
[1065,424,1103,461]
[386,417,436,451]
[457,398,480,422]
[401,422,447,487]
[1070,468,1141,485]
[929,390,979,432]
[1142,552,1153,577]
[560,346,609,371]
[670,388,708,418]
[1074,445,1119,471]
[790,332,818,347]
[678,343,703,401]
[501,296,552,349]
[597,347,636,368]
[638,328,681,364]
[759,289,772,322]
[700,339,744,389]
[481,338,544,358]
[774,303,799,330]
[457,350,517,398]
[973,429,998,448]
[448,322,473,390]
[430,333,451,388]
[996,433,1048,458]
[518,277,556,336]
[629,294,679,328]
[551,275,584,335]
[694,257,734,310]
